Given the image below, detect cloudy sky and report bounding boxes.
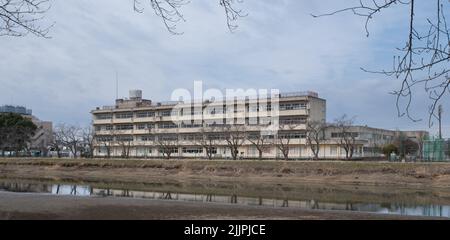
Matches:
[0,0,448,137]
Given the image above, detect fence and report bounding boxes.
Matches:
[422,138,450,162]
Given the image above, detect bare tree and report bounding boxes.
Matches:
[156,134,179,159]
[275,122,302,161]
[116,135,133,159]
[197,125,218,160]
[81,125,95,158]
[416,131,427,158]
[313,1,450,126]
[223,124,246,160]
[133,0,246,34]
[97,135,113,159]
[0,0,52,37]
[275,134,290,160]
[333,115,357,160]
[306,121,327,160]
[49,128,63,158]
[247,132,272,160]
[57,123,82,159]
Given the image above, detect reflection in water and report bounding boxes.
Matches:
[0,181,449,218]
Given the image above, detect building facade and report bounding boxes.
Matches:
[0,105,53,156]
[91,90,427,159]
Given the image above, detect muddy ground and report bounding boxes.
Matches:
[0,191,439,220]
[1,158,450,219]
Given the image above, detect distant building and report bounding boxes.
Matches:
[0,105,32,115]
[0,105,53,156]
[324,126,429,158]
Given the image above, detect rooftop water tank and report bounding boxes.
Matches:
[129,90,142,100]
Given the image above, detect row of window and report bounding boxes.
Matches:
[97,132,307,142]
[96,102,307,120]
[95,119,290,131]
[331,132,359,138]
[279,103,307,110]
[279,117,307,125]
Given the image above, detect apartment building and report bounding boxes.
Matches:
[91,90,427,159]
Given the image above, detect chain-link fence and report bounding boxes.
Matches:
[423,138,450,162]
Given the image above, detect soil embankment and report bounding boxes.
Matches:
[1,158,450,188]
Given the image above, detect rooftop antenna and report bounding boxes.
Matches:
[115,71,118,100]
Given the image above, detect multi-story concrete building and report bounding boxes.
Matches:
[92,90,326,158]
[91,90,427,159]
[0,105,53,156]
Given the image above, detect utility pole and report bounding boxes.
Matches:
[438,104,443,139]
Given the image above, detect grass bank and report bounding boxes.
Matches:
[1,158,450,188]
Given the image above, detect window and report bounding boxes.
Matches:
[137,123,154,130]
[280,102,307,111]
[115,112,133,119]
[181,123,202,128]
[96,114,112,120]
[206,147,217,154]
[279,132,306,139]
[159,147,178,153]
[136,111,155,118]
[159,122,178,129]
[96,136,113,142]
[160,111,171,116]
[140,135,155,141]
[182,147,203,154]
[181,134,202,141]
[95,125,114,131]
[280,117,307,125]
[116,136,133,141]
[331,132,359,138]
[116,124,133,130]
[158,135,178,141]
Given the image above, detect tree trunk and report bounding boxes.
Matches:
[231,148,238,160]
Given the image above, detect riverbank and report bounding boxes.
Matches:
[0,191,438,220]
[2,158,450,219]
[1,158,450,188]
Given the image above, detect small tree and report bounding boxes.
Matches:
[275,134,290,160]
[334,115,357,160]
[116,135,133,159]
[247,132,272,160]
[198,125,218,160]
[49,129,64,158]
[306,121,327,160]
[382,144,398,159]
[0,113,37,157]
[57,123,82,158]
[81,125,95,158]
[156,134,179,159]
[394,132,419,158]
[223,124,246,160]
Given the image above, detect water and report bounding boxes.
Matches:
[1,180,449,218]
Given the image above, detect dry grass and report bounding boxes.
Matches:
[1,157,450,178]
